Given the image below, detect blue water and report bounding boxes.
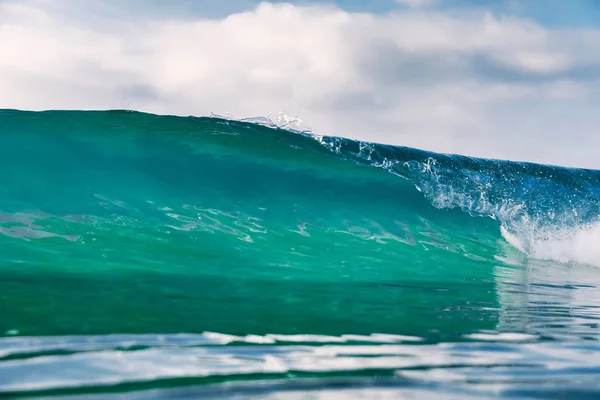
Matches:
[1,109,600,399]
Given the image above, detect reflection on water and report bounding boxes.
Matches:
[1,333,600,399]
[1,258,600,399]
[495,260,600,341]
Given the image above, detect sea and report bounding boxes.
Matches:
[1,109,600,399]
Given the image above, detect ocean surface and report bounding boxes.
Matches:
[1,109,600,399]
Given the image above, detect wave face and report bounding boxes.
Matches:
[1,110,600,399]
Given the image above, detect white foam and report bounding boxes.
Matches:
[500,225,528,254]
[502,222,600,267]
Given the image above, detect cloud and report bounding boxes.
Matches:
[1,1,600,168]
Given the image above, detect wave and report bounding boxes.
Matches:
[223,112,600,267]
[2,109,600,398]
[1,109,599,269]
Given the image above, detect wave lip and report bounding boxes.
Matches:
[311,127,600,267]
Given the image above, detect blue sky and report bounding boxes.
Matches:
[28,0,600,27]
[100,0,600,27]
[436,0,600,27]
[1,0,599,168]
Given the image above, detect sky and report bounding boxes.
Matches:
[1,0,600,168]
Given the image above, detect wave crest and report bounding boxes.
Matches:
[312,129,600,266]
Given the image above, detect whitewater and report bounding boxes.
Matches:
[1,109,600,399]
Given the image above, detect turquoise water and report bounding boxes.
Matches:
[1,110,600,399]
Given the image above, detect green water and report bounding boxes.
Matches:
[1,110,599,399]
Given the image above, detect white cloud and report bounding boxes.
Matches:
[1,1,600,168]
